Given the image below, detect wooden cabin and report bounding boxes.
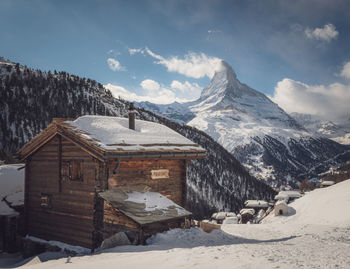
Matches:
[18,112,206,251]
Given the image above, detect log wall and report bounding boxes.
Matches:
[25,135,190,249]
[26,135,98,249]
[107,159,187,206]
[102,201,140,244]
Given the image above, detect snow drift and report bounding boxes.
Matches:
[264,179,350,226]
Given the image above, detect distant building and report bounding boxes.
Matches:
[320,180,335,188]
[275,190,302,203]
[274,200,289,216]
[244,200,269,211]
[239,208,255,224]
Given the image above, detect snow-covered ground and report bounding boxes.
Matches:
[0,164,24,215]
[2,179,350,269]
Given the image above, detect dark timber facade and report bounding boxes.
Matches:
[19,117,205,250]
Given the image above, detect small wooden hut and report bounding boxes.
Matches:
[18,112,205,251]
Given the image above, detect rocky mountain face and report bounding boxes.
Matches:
[0,57,276,218]
[137,61,350,188]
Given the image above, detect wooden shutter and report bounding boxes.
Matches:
[61,161,70,181]
[71,161,83,181]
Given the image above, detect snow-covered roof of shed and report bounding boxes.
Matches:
[321,181,335,186]
[275,190,302,200]
[63,116,203,152]
[98,185,191,225]
[244,200,269,208]
[275,200,288,207]
[240,208,255,215]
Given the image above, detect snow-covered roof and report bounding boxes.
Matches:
[275,190,302,200]
[0,201,18,216]
[19,115,206,160]
[64,116,203,152]
[98,185,191,225]
[239,208,255,215]
[244,200,269,208]
[215,212,227,220]
[275,200,288,207]
[321,180,335,186]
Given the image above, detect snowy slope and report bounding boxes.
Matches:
[264,179,350,226]
[5,180,350,269]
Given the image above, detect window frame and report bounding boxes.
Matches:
[40,193,51,208]
[61,160,84,182]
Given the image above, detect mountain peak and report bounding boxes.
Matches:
[215,60,237,81]
[199,60,260,101]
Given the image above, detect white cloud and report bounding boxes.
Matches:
[105,79,199,105]
[305,24,339,42]
[128,48,144,55]
[130,47,222,79]
[340,61,350,79]
[170,80,202,99]
[105,84,145,102]
[107,49,120,55]
[270,78,350,121]
[207,29,222,34]
[107,58,125,71]
[140,79,160,91]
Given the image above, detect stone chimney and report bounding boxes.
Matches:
[128,103,135,130]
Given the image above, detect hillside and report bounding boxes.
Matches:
[0,57,275,218]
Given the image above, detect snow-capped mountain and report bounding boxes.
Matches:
[135,101,195,124]
[137,61,350,187]
[0,57,276,218]
[291,112,350,145]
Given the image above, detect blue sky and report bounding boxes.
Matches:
[1,0,350,115]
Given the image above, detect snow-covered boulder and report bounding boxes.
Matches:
[99,232,131,250]
[226,212,237,217]
[215,212,227,220]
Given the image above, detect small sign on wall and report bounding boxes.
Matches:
[151,169,169,179]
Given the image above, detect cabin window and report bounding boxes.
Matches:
[40,193,51,208]
[61,160,83,181]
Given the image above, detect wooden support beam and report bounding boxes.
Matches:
[58,135,62,193]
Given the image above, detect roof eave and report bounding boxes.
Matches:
[138,212,193,227]
[102,150,206,160]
